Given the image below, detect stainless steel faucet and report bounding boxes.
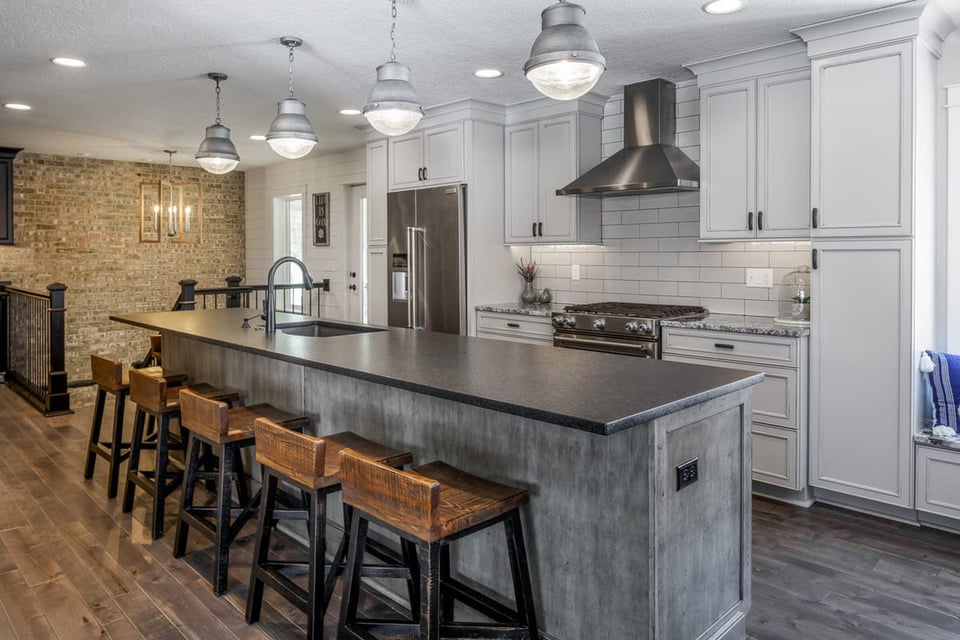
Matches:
[265,256,315,333]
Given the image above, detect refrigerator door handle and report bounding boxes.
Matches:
[407,226,425,329]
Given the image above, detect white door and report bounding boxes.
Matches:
[366,140,388,245]
[422,123,463,185]
[757,71,810,238]
[346,185,366,323]
[699,80,756,240]
[811,42,913,236]
[809,239,913,507]
[366,246,388,326]
[504,122,539,243]
[388,132,424,190]
[538,115,578,242]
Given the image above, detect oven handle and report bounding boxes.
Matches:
[555,334,655,354]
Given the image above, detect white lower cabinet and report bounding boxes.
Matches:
[366,247,388,326]
[916,446,960,522]
[662,328,808,492]
[475,310,553,346]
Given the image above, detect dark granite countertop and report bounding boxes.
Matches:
[661,314,811,337]
[111,308,762,436]
[475,302,565,317]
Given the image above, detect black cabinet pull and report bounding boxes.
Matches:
[812,248,819,270]
[422,166,428,181]
[348,284,357,291]
[417,167,422,181]
[757,211,764,230]
[532,222,537,237]
[812,207,819,228]
[714,343,735,350]
[507,322,520,328]
[349,271,357,278]
[747,212,753,231]
[538,221,543,236]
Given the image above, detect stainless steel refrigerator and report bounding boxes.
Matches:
[387,184,466,334]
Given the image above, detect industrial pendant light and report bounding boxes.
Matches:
[523,0,606,101]
[363,0,424,137]
[266,37,318,159]
[195,72,240,175]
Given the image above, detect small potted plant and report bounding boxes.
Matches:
[517,258,539,303]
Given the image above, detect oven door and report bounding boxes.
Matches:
[554,331,658,358]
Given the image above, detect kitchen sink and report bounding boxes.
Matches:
[279,320,385,338]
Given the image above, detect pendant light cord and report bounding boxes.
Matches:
[214,78,222,125]
[390,0,397,62]
[287,43,296,97]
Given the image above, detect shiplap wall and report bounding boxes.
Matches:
[531,80,812,317]
[244,148,364,321]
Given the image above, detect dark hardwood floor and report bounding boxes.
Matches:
[2,384,960,639]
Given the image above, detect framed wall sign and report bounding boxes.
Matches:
[313,192,330,246]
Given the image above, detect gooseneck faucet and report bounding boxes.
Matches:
[265,256,315,333]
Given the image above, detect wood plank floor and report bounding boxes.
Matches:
[2,385,960,639]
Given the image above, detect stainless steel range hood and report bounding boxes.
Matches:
[557,79,700,196]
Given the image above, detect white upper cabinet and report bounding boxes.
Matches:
[689,43,811,242]
[504,112,601,244]
[810,42,912,237]
[388,123,464,190]
[365,139,388,246]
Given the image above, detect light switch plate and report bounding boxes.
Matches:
[745,268,773,288]
[571,264,581,281]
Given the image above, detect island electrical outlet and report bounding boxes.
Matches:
[676,457,699,491]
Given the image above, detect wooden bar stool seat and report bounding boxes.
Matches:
[83,354,186,499]
[338,450,539,640]
[245,418,415,640]
[121,369,239,540]
[173,390,310,596]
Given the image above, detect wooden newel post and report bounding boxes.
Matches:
[45,282,70,415]
[225,276,243,308]
[178,279,197,311]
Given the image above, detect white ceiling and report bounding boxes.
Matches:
[0,0,915,169]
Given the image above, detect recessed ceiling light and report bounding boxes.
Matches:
[249,134,267,141]
[338,108,362,116]
[3,103,31,111]
[702,0,745,15]
[474,69,504,79]
[51,57,87,68]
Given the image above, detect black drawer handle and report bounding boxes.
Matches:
[714,343,735,350]
[507,322,520,328]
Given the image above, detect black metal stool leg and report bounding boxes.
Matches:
[439,544,454,623]
[418,541,441,640]
[505,509,539,638]
[307,490,325,640]
[401,538,421,621]
[339,510,367,636]
[105,391,127,499]
[121,409,146,514]
[246,470,278,623]
[213,443,234,596]
[151,414,171,540]
[173,433,202,558]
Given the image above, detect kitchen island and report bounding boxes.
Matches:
[112,308,761,640]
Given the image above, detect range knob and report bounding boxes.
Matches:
[593,318,606,330]
[552,315,566,327]
[638,323,653,335]
[625,321,640,333]
[564,316,577,328]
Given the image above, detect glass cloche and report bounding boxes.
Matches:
[775,266,811,326]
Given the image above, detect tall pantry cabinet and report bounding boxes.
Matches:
[794,3,953,510]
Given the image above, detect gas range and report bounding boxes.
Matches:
[552,302,708,358]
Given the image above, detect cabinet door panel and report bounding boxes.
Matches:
[389,133,425,190]
[504,123,539,243]
[366,140,388,245]
[539,115,578,242]
[810,240,912,506]
[758,72,810,237]
[752,425,799,490]
[423,124,463,185]
[366,246,388,326]
[812,43,912,236]
[700,80,756,240]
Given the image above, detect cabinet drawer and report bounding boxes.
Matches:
[752,424,799,490]
[476,311,553,344]
[662,354,797,428]
[661,328,798,367]
[916,446,960,519]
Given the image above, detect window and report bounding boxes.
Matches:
[274,192,304,311]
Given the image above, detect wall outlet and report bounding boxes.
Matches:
[571,264,580,281]
[745,268,773,288]
[676,458,699,491]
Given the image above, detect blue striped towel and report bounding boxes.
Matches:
[924,350,960,431]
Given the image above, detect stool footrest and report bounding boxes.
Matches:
[444,577,522,624]
[344,621,529,639]
[252,565,308,609]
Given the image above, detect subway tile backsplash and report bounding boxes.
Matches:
[531,83,812,316]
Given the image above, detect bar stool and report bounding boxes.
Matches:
[121,369,239,540]
[246,418,415,640]
[172,389,311,596]
[337,450,539,640]
[83,355,186,498]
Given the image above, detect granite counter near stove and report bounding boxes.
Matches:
[662,313,811,338]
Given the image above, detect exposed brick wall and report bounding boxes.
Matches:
[0,153,245,404]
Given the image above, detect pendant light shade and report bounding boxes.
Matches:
[523,0,606,101]
[196,73,239,174]
[363,60,424,137]
[266,37,318,159]
[363,0,424,137]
